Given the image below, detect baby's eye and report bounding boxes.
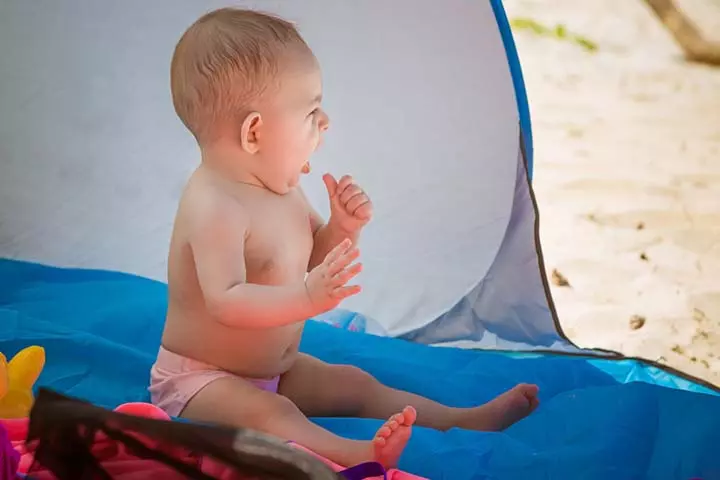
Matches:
[308,108,320,117]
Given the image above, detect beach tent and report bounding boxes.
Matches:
[0,1,718,478]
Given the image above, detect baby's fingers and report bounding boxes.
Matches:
[328,245,360,276]
[324,238,352,265]
[346,194,372,218]
[332,262,363,287]
[332,284,362,299]
[336,175,354,197]
[339,184,363,205]
[353,202,373,220]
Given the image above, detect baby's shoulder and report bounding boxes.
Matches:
[180,177,251,232]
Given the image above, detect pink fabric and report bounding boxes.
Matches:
[0,421,20,478]
[149,346,280,417]
[2,418,34,475]
[114,402,172,420]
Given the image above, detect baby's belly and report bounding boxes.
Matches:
[162,304,304,379]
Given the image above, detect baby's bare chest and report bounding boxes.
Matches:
[244,199,315,282]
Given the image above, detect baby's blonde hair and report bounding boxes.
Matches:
[170,8,310,144]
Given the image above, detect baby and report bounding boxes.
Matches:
[150,7,540,469]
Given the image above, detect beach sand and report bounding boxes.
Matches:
[504,0,720,386]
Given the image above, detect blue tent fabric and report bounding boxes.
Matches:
[1,258,719,480]
[490,0,533,179]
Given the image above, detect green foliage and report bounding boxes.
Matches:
[510,17,598,53]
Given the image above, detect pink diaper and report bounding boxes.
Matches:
[148,346,280,418]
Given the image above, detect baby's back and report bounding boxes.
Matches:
[162,168,315,379]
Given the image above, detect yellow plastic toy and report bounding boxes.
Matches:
[0,346,45,418]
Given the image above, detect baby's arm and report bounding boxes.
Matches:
[297,187,346,271]
[189,202,313,329]
[309,210,358,271]
[190,200,360,329]
[300,175,372,271]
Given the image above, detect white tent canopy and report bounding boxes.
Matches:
[0,0,580,352]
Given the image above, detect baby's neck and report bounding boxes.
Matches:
[200,147,264,189]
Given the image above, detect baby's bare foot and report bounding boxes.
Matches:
[371,406,417,468]
[459,383,539,431]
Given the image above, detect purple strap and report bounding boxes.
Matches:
[339,461,387,480]
[0,423,20,479]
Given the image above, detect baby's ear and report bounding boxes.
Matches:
[240,112,262,154]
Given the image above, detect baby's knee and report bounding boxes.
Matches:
[224,392,301,432]
[259,393,303,426]
[334,364,377,391]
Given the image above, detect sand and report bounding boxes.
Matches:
[503,0,720,386]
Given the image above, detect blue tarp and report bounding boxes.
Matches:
[1,258,719,480]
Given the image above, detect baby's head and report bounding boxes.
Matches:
[171,8,329,193]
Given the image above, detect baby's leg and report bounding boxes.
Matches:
[280,354,539,432]
[180,375,416,469]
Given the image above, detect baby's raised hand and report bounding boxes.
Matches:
[323,174,373,234]
[305,239,362,313]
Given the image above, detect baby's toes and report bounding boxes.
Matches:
[400,406,417,426]
[376,425,392,440]
[519,383,539,398]
[519,385,540,406]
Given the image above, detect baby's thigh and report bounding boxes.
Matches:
[181,376,298,431]
[278,354,375,417]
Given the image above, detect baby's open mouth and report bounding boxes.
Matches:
[301,161,311,174]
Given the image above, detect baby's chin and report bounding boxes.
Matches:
[266,162,309,194]
[276,175,303,194]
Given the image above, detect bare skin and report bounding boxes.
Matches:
[159,50,540,469]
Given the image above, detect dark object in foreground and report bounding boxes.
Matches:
[24,388,343,479]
